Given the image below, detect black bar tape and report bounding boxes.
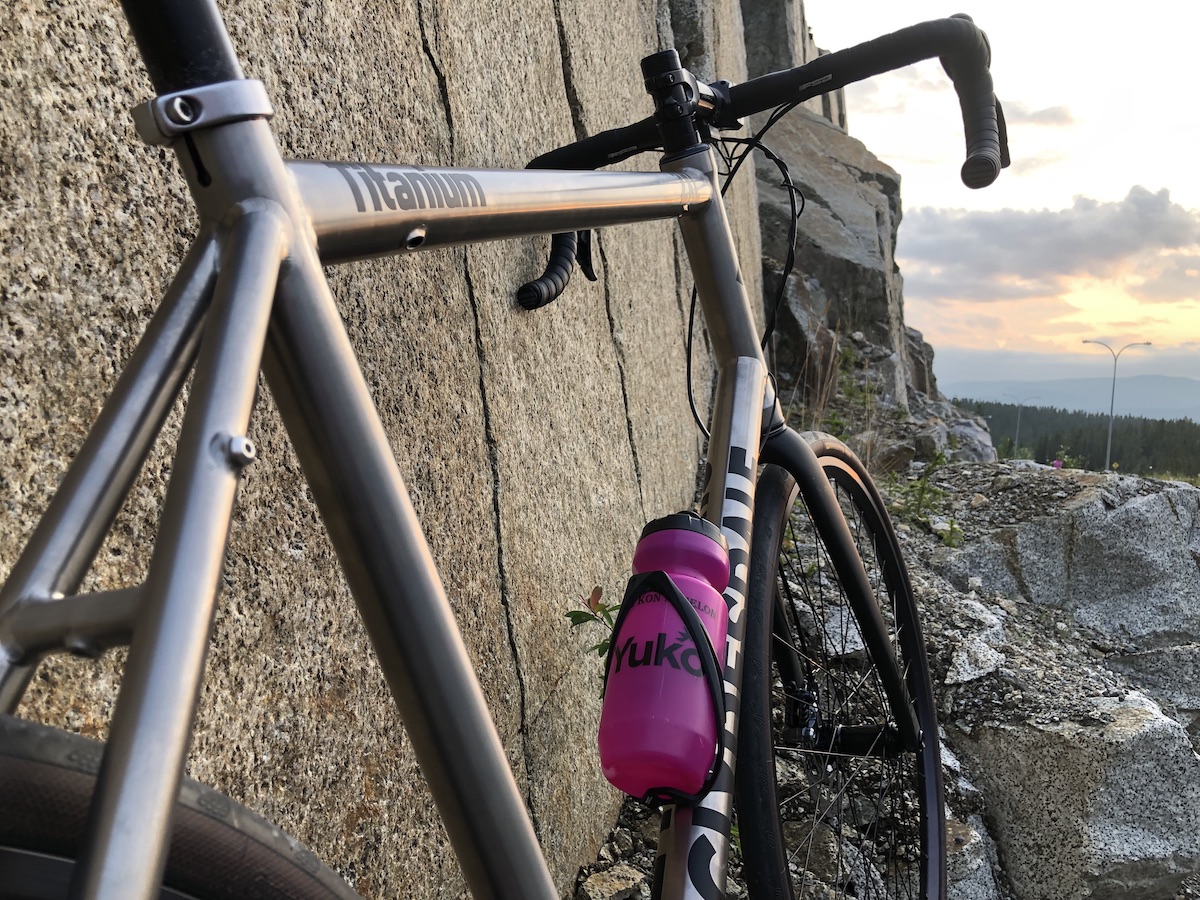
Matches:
[724,16,1007,189]
[520,118,657,310]
[940,15,1002,188]
[527,117,660,171]
[517,232,578,310]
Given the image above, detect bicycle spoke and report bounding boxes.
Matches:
[739,448,942,900]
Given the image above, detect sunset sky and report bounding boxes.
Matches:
[801,2,1200,387]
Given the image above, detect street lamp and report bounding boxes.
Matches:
[1082,339,1152,471]
[1004,393,1040,454]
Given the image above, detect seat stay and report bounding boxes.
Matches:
[0,237,218,712]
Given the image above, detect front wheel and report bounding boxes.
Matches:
[736,433,945,900]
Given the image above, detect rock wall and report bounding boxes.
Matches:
[0,0,760,895]
[739,0,846,127]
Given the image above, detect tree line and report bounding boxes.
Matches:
[953,399,1200,477]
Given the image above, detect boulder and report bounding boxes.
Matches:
[576,864,645,900]
[1105,644,1200,742]
[950,692,1200,900]
[907,462,1200,898]
[935,472,1200,649]
[947,816,1003,900]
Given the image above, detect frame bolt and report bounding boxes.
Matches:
[404,226,427,250]
[227,435,257,467]
[65,635,101,659]
[165,96,198,126]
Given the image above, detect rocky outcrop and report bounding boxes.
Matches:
[759,108,908,405]
[935,470,1200,655]
[907,462,1200,898]
[757,107,995,465]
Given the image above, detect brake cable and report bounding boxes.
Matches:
[682,104,807,438]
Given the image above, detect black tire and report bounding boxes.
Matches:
[737,433,945,900]
[0,714,360,899]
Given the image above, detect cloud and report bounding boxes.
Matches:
[898,187,1200,303]
[1128,255,1200,303]
[1002,102,1075,126]
[1010,152,1066,176]
[843,61,950,114]
[904,294,1081,349]
[891,64,951,93]
[845,81,906,115]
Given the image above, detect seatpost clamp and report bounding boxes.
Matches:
[132,79,275,146]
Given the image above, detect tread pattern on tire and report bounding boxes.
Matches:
[0,714,360,900]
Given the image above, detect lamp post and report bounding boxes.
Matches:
[1005,394,1040,455]
[1082,339,1152,471]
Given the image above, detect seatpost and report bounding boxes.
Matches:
[120,0,244,94]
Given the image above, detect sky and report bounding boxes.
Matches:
[800,1,1200,389]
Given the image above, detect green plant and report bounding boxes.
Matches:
[885,452,964,544]
[822,408,848,438]
[932,517,964,548]
[565,586,621,657]
[888,452,947,519]
[1056,445,1084,469]
[1155,471,1200,486]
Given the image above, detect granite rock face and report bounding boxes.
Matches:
[956,691,1200,900]
[935,472,1200,653]
[759,107,908,407]
[946,816,1003,900]
[0,0,759,895]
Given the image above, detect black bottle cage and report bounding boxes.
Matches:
[602,569,727,807]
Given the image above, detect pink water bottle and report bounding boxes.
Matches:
[598,513,730,800]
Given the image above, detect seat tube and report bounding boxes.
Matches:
[663,147,766,370]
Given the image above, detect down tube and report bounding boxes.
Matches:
[263,246,557,898]
[654,357,768,900]
[653,146,772,900]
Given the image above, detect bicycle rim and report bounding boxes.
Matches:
[738,443,944,900]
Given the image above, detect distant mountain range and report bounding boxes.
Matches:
[942,374,1200,422]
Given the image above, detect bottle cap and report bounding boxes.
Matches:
[639,511,727,551]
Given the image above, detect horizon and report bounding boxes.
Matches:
[939,372,1200,422]
[931,345,1200,386]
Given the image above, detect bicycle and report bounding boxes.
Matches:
[0,2,1009,898]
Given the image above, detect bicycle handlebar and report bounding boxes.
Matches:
[528,118,660,172]
[724,15,1007,187]
[519,15,1010,306]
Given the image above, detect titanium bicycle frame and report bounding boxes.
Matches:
[0,1,914,898]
